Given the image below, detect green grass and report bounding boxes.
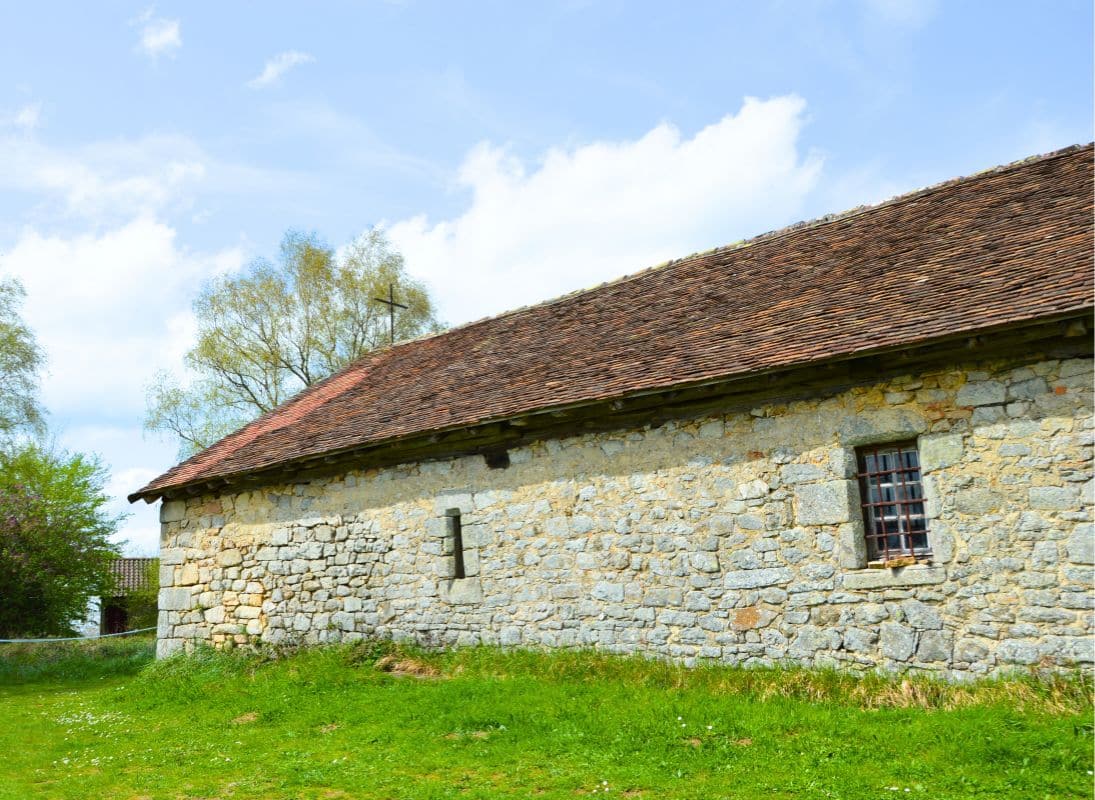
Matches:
[1,638,1091,799]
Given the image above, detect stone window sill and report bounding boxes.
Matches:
[865,555,933,569]
[841,565,946,590]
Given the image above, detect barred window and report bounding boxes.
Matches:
[855,442,930,562]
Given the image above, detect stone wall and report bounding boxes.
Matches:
[156,355,1094,677]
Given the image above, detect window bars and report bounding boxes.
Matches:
[855,442,930,562]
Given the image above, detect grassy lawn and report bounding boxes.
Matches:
[0,638,1091,799]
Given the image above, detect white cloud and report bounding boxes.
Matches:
[247,51,315,89]
[386,95,823,325]
[0,130,306,228]
[0,132,206,222]
[12,103,41,132]
[0,219,244,556]
[2,217,243,418]
[135,9,181,59]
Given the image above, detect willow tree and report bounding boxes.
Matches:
[145,230,441,456]
[0,277,45,442]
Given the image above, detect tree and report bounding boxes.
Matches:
[122,558,160,631]
[0,277,45,442]
[0,443,124,639]
[145,229,442,456]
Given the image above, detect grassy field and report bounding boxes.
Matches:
[0,637,1091,799]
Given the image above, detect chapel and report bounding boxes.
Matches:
[132,144,1094,675]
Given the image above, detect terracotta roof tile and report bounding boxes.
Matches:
[109,557,156,593]
[132,144,1094,502]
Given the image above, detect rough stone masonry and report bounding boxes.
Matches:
[156,353,1094,677]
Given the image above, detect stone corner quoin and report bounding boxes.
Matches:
[153,354,1095,678]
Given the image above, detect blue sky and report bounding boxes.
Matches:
[0,0,1091,554]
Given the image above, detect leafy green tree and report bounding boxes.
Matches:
[122,558,160,630]
[0,277,45,441]
[0,443,124,638]
[145,229,441,456]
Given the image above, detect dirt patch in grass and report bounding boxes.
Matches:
[375,654,441,678]
[231,711,259,725]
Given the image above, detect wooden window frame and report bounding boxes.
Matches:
[855,441,931,564]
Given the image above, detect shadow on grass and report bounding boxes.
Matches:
[0,635,155,686]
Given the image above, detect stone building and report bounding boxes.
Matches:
[131,145,1094,676]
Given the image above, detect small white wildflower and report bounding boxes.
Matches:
[706,725,712,730]
[677,716,682,721]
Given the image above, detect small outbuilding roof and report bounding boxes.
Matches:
[132,144,1094,503]
[109,557,156,593]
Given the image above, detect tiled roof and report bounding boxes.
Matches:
[109,557,156,593]
[132,144,1094,502]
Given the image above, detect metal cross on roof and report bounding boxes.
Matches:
[373,282,408,346]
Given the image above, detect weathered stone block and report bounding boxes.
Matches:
[203,606,225,625]
[955,488,1002,515]
[177,564,199,586]
[738,479,769,500]
[879,622,916,661]
[730,606,775,631]
[919,433,963,472]
[794,481,856,526]
[842,566,946,590]
[160,500,186,524]
[780,463,825,485]
[835,522,868,569]
[156,638,183,659]
[689,551,720,573]
[916,631,952,662]
[902,600,943,630]
[723,568,792,589]
[1007,377,1048,400]
[1029,486,1078,511]
[838,409,926,445]
[217,549,243,567]
[956,381,1005,407]
[927,524,955,563]
[1067,525,1094,565]
[433,492,473,516]
[159,587,193,611]
[159,547,185,566]
[592,581,624,602]
[996,640,1039,665]
[842,627,877,652]
[788,625,840,656]
[441,578,482,605]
